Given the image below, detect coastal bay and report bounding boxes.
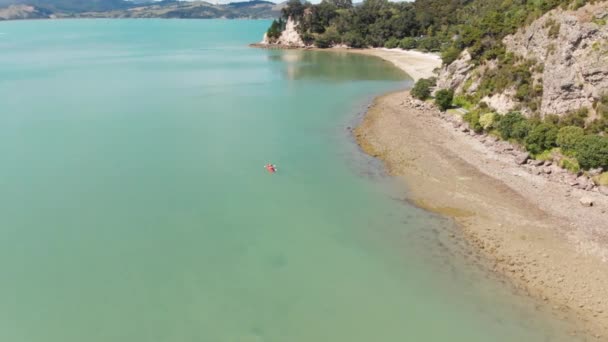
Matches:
[0,19,594,341]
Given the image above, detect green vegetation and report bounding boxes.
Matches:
[556,126,584,152]
[560,156,581,173]
[458,108,608,170]
[270,0,607,173]
[435,89,454,111]
[496,112,526,141]
[574,135,608,170]
[479,112,496,130]
[267,18,285,40]
[411,78,434,100]
[524,123,558,155]
[594,172,608,186]
[275,0,594,63]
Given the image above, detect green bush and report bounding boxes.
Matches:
[441,46,461,65]
[560,157,581,173]
[593,172,608,186]
[556,126,584,152]
[411,78,433,100]
[453,95,474,110]
[399,37,417,50]
[511,120,533,142]
[342,31,366,48]
[479,112,496,130]
[559,107,588,128]
[573,135,608,170]
[435,89,454,111]
[417,36,441,52]
[463,110,483,133]
[497,112,526,140]
[314,28,341,48]
[524,123,558,155]
[384,37,400,49]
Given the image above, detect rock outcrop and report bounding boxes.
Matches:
[436,50,473,92]
[503,2,608,117]
[439,1,608,118]
[260,17,305,47]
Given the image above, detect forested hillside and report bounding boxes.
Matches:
[265,0,608,174]
[269,0,599,63]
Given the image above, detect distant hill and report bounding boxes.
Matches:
[0,0,281,19]
[0,0,132,13]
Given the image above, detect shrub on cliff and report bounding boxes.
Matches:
[524,123,558,155]
[573,135,608,170]
[266,19,284,40]
[556,126,584,152]
[435,89,454,111]
[441,46,461,66]
[496,112,526,140]
[463,110,483,133]
[411,78,433,100]
[559,107,588,128]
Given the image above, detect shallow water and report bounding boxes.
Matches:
[0,19,582,341]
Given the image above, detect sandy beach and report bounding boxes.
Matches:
[331,48,442,82]
[348,49,608,338]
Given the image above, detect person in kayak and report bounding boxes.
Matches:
[265,164,277,173]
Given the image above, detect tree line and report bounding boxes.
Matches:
[268,0,596,65]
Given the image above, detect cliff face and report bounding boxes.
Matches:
[439,1,608,118]
[261,17,305,47]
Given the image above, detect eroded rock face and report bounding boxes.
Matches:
[260,17,305,47]
[436,50,473,92]
[439,2,608,118]
[503,2,608,117]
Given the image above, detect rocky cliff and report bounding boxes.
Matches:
[260,17,305,47]
[438,1,608,119]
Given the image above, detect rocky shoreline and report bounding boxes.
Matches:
[433,102,608,203]
[356,91,608,339]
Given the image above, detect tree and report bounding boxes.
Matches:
[324,0,352,9]
[266,19,284,40]
[435,89,454,111]
[399,37,417,49]
[282,0,307,20]
[384,37,400,49]
[342,31,366,48]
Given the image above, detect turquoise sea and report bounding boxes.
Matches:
[0,20,581,341]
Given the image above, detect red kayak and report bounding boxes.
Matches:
[265,164,277,173]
